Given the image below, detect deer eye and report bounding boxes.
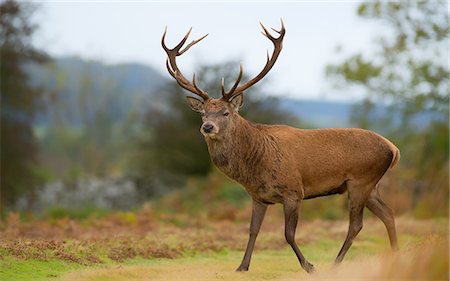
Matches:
[223,112,229,116]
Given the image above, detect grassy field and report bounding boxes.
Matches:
[61,242,448,281]
[0,205,448,281]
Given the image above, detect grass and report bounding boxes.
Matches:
[60,236,449,281]
[1,204,448,281]
[2,230,448,281]
[0,258,82,281]
[61,250,304,281]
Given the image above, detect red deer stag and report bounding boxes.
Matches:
[161,20,400,273]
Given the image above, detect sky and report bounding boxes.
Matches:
[33,1,380,101]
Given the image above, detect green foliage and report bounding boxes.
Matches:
[326,55,382,85]
[0,1,48,217]
[301,195,347,221]
[44,206,109,220]
[38,65,131,180]
[217,182,248,206]
[152,170,250,216]
[328,1,448,120]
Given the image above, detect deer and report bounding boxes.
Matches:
[161,20,400,274]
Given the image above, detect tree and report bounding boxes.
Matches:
[0,1,48,217]
[129,61,298,198]
[327,1,448,124]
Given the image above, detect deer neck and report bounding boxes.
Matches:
[205,116,272,180]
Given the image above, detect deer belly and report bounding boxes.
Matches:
[247,185,295,204]
[303,181,348,200]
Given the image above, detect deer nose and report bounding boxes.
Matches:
[202,123,214,134]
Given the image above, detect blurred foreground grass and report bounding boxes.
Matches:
[61,238,448,281]
[0,208,448,281]
[2,230,447,281]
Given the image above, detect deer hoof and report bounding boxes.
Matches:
[303,262,315,274]
[235,265,249,272]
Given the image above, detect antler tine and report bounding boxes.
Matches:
[161,27,170,52]
[173,27,192,53]
[229,64,243,96]
[260,19,285,43]
[165,59,176,79]
[222,64,243,100]
[221,78,226,97]
[260,22,275,41]
[192,73,204,95]
[224,20,286,99]
[162,27,209,100]
[173,71,208,100]
[179,33,209,55]
[161,27,193,53]
[271,19,285,35]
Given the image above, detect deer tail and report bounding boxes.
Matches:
[390,146,400,169]
[381,136,400,169]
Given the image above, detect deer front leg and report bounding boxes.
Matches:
[236,199,268,272]
[283,200,315,273]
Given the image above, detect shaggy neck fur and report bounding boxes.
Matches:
[204,115,279,186]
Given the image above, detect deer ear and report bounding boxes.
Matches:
[186,96,204,112]
[229,93,244,112]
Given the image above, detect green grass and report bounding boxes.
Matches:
[0,257,83,281]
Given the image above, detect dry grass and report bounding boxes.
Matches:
[304,237,449,281]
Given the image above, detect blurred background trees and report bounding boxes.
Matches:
[0,0,48,218]
[326,1,449,216]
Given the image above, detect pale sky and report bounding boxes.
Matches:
[33,1,380,101]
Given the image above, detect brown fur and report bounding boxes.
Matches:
[205,114,398,204]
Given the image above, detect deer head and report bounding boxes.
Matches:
[162,20,285,140]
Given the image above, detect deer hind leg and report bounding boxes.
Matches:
[283,200,315,273]
[335,181,373,263]
[366,189,399,251]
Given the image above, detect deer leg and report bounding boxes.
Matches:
[236,199,268,272]
[283,200,315,273]
[366,191,399,251]
[335,184,370,263]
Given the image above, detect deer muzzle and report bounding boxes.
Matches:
[201,121,219,136]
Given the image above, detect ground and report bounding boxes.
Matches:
[0,205,448,281]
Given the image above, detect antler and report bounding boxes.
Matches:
[221,19,286,101]
[162,27,210,100]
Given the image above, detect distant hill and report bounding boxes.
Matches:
[27,57,167,127]
[280,98,442,129]
[27,57,356,129]
[27,57,437,130]
[279,99,353,128]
